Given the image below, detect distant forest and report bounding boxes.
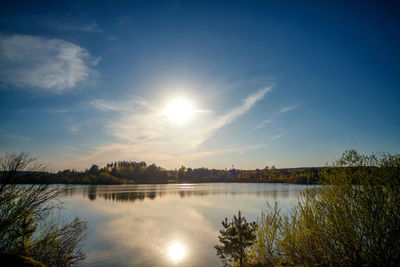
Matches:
[6,160,321,185]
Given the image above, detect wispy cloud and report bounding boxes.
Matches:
[54,22,103,33]
[17,108,70,113]
[202,87,271,141]
[0,34,100,93]
[68,125,79,134]
[77,86,273,168]
[180,144,268,161]
[0,132,32,142]
[90,98,150,112]
[279,104,300,113]
[255,119,273,130]
[64,146,82,152]
[271,134,283,140]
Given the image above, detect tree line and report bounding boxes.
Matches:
[6,160,321,185]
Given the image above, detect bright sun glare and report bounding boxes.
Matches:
[168,242,185,262]
[164,99,193,123]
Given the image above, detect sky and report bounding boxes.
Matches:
[0,0,399,171]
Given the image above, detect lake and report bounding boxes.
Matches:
[59,183,309,266]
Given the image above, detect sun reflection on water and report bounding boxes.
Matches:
[168,242,185,262]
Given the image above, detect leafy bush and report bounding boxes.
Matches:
[249,203,283,266]
[249,150,400,266]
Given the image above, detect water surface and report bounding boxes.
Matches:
[60,183,308,266]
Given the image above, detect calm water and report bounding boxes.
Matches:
[59,183,308,266]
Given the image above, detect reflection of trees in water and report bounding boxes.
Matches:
[88,185,97,201]
[62,185,304,203]
[62,186,75,197]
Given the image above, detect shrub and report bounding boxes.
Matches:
[0,152,87,266]
[250,150,400,266]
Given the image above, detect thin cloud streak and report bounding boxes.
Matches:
[90,98,150,112]
[68,125,79,134]
[271,134,283,140]
[0,132,32,142]
[202,87,272,142]
[17,108,70,113]
[279,104,300,113]
[255,119,273,130]
[53,22,103,33]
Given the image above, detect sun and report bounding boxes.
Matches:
[164,99,193,123]
[168,242,185,262]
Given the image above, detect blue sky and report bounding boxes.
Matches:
[0,0,399,170]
